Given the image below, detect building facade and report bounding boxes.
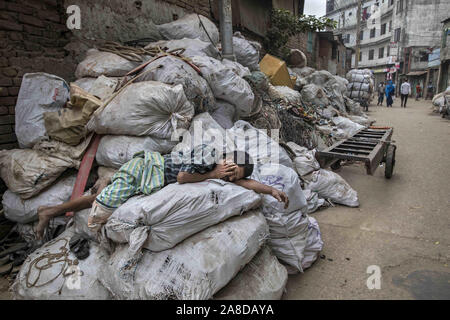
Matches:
[325,0,450,95]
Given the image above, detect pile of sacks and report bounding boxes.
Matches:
[1,13,366,300]
[345,69,374,102]
[431,86,450,116]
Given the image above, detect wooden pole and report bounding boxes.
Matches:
[355,0,362,69]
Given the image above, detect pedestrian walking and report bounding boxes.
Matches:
[377,82,385,106]
[426,81,434,100]
[400,78,411,108]
[385,80,395,108]
[415,83,422,101]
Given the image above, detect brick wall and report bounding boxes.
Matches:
[162,0,212,19]
[0,0,76,151]
[287,32,317,68]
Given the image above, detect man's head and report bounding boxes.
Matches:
[221,151,254,182]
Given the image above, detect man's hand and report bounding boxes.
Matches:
[271,188,289,209]
[210,162,237,180]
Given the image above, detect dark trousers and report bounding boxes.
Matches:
[377,93,384,105]
[401,94,408,107]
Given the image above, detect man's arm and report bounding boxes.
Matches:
[177,163,237,184]
[234,178,289,209]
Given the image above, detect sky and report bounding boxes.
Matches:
[303,0,327,17]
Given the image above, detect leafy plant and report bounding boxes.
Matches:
[264,9,337,59]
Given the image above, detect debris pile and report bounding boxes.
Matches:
[431,86,450,117]
[1,14,372,299]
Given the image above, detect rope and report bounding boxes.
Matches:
[97,41,159,62]
[25,238,76,289]
[196,13,222,59]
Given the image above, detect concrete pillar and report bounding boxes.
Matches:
[219,0,235,61]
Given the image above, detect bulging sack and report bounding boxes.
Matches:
[268,85,302,105]
[232,33,260,71]
[331,116,365,137]
[75,49,139,79]
[191,56,255,117]
[301,216,323,270]
[13,228,112,300]
[15,73,70,148]
[251,163,310,272]
[145,38,219,59]
[287,142,320,177]
[229,121,293,169]
[2,174,76,224]
[96,135,177,169]
[301,84,330,108]
[105,179,261,252]
[100,210,269,300]
[156,14,220,44]
[221,59,251,78]
[303,169,359,207]
[138,55,216,113]
[87,81,195,139]
[214,246,288,300]
[210,100,236,129]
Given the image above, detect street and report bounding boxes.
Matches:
[285,98,450,299]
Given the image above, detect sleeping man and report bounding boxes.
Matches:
[36,144,289,239]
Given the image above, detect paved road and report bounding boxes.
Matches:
[285,98,450,299]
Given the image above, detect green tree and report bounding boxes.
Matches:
[264,9,337,60]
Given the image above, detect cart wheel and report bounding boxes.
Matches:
[385,145,396,179]
[331,160,341,171]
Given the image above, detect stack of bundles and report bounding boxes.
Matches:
[432,86,450,115]
[345,69,374,101]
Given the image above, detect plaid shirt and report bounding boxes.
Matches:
[163,144,217,185]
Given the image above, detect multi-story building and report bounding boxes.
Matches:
[325,0,450,94]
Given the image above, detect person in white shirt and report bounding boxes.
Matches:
[400,79,411,108]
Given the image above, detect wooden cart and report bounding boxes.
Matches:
[316,126,397,179]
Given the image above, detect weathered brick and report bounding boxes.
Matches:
[0,77,12,86]
[8,105,14,114]
[0,57,7,67]
[0,1,5,10]
[9,57,33,68]
[23,24,43,36]
[38,10,60,23]
[20,0,43,10]
[2,67,18,77]
[19,13,44,27]
[0,96,16,106]
[0,11,18,21]
[0,133,17,144]
[6,3,34,15]
[13,77,22,86]
[24,41,42,51]
[0,19,23,31]
[0,115,14,125]
[0,125,12,134]
[8,87,19,96]
[9,31,23,41]
[0,106,8,114]
[0,87,8,97]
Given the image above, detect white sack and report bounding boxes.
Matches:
[286,142,320,177]
[13,228,111,300]
[96,135,177,169]
[251,163,310,272]
[190,56,255,117]
[105,179,261,252]
[301,84,330,107]
[332,116,365,137]
[301,216,323,269]
[156,14,219,44]
[214,246,287,300]
[268,85,302,105]
[2,174,76,224]
[221,58,251,78]
[229,121,293,169]
[15,73,70,148]
[210,100,236,129]
[75,49,139,79]
[303,189,325,214]
[100,210,269,300]
[16,216,68,246]
[138,55,215,113]
[87,81,194,139]
[347,115,373,127]
[145,38,219,58]
[303,169,359,207]
[73,78,96,92]
[232,34,260,71]
[0,137,91,199]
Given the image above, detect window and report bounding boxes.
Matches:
[387,45,390,56]
[360,31,364,40]
[381,23,387,35]
[397,0,404,14]
[389,20,392,32]
[369,49,374,60]
[389,0,394,6]
[419,52,429,62]
[379,47,384,58]
[359,51,363,62]
[370,28,376,38]
[349,12,352,16]
[394,28,401,42]
[307,31,313,53]
[332,44,337,60]
[344,34,350,44]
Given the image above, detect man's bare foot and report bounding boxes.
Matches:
[36,206,57,240]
